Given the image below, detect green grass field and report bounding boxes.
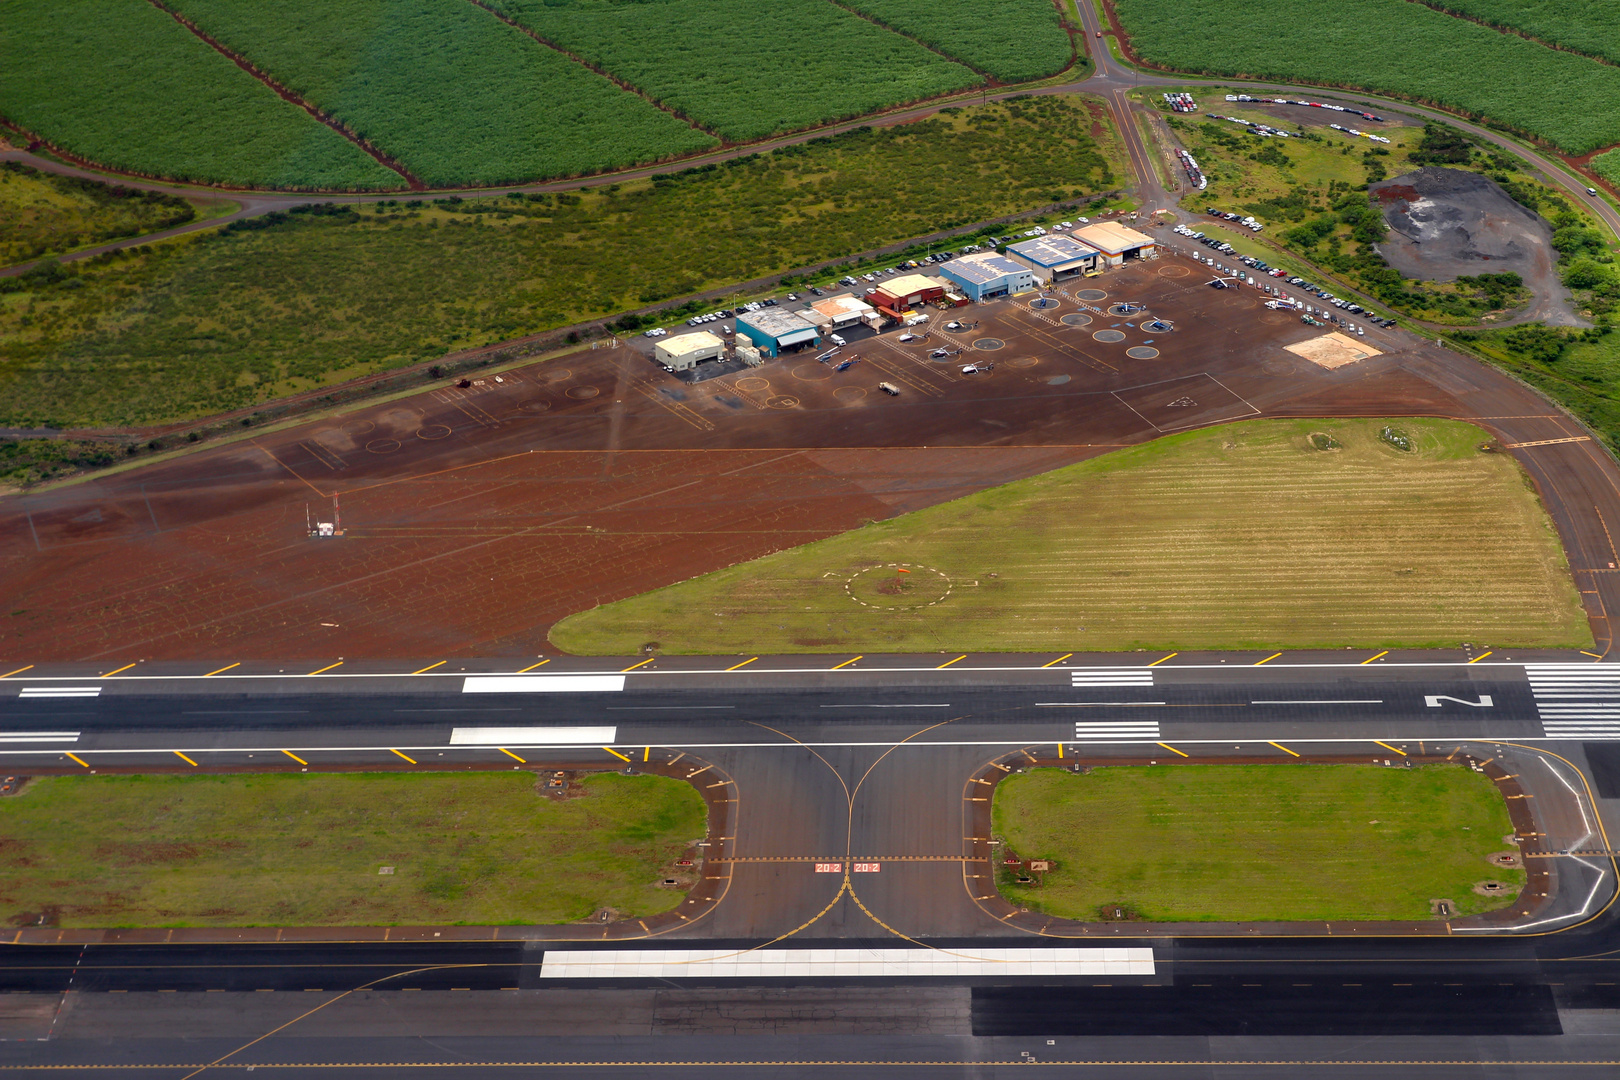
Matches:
[839,0,1074,82]
[167,0,715,186]
[1417,1,1620,65]
[1115,0,1620,153]
[0,771,706,928]
[0,0,397,189]
[549,418,1591,654]
[0,94,1118,427]
[993,764,1524,922]
[0,162,198,267]
[488,0,980,142]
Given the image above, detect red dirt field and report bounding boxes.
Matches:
[3,249,1619,661]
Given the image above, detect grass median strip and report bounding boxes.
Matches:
[0,771,705,928]
[550,418,1591,654]
[992,763,1524,922]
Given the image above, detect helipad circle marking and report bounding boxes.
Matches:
[1060,313,1092,327]
[1126,346,1161,359]
[972,338,1005,351]
[844,563,953,611]
[365,438,400,454]
[1092,329,1127,343]
[1076,289,1108,301]
[566,385,601,399]
[415,425,452,441]
[766,395,800,409]
[735,377,770,392]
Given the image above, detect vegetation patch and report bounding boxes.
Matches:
[1115,0,1620,153]
[839,0,1074,82]
[992,764,1524,922]
[489,0,979,142]
[0,94,1117,427]
[0,162,197,266]
[166,0,715,186]
[0,0,397,189]
[0,771,706,927]
[549,418,1590,654]
[1413,1,1620,66]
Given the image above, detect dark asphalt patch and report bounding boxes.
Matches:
[1583,742,1620,798]
[971,983,1561,1036]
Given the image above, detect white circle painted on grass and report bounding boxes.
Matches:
[844,563,953,611]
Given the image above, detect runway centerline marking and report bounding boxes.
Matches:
[820,704,952,708]
[607,706,735,711]
[1251,700,1384,705]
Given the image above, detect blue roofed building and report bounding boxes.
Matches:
[735,308,821,358]
[1004,235,1101,282]
[939,251,1036,302]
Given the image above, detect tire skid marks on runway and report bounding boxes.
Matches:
[1527,663,1620,738]
[633,380,716,431]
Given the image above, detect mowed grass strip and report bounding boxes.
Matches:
[490,0,981,141]
[166,0,714,186]
[0,772,705,928]
[1114,0,1620,154]
[993,764,1524,922]
[0,0,397,189]
[549,418,1591,654]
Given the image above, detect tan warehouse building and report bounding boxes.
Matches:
[654,330,726,372]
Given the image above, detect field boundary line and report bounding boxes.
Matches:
[141,0,422,189]
[463,0,722,140]
[819,0,998,82]
[1404,0,1620,71]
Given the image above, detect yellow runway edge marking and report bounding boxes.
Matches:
[643,746,650,762]
[390,749,417,764]
[203,663,240,677]
[0,665,34,679]
[1156,742,1189,758]
[1041,653,1073,668]
[307,661,344,676]
[174,751,199,767]
[937,655,967,669]
[1361,651,1389,665]
[411,661,447,675]
[282,750,309,766]
[101,662,137,677]
[621,657,655,673]
[517,659,551,673]
[726,657,758,671]
[65,752,89,768]
[1373,740,1408,756]
[1468,651,1494,664]
[1147,652,1178,667]
[603,746,632,762]
[498,748,526,763]
[1268,741,1300,758]
[1255,652,1282,666]
[831,655,863,670]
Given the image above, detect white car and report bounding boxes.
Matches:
[644,327,667,337]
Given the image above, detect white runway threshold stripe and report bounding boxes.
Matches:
[1073,721,1160,740]
[462,675,626,694]
[1526,664,1620,739]
[449,727,617,746]
[539,946,1155,979]
[0,732,79,743]
[16,687,100,699]
[1070,668,1153,687]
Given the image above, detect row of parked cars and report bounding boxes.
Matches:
[1206,208,1264,232]
[1257,263,1399,328]
[1174,224,1236,255]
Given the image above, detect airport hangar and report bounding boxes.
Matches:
[940,251,1037,300]
[1003,235,1101,283]
[736,307,821,357]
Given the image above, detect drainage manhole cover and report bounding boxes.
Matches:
[1092,329,1127,343]
[1076,289,1108,301]
[972,338,1005,350]
[1126,346,1160,359]
[1060,313,1092,327]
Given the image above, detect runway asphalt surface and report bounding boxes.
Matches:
[2,656,1619,1076]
